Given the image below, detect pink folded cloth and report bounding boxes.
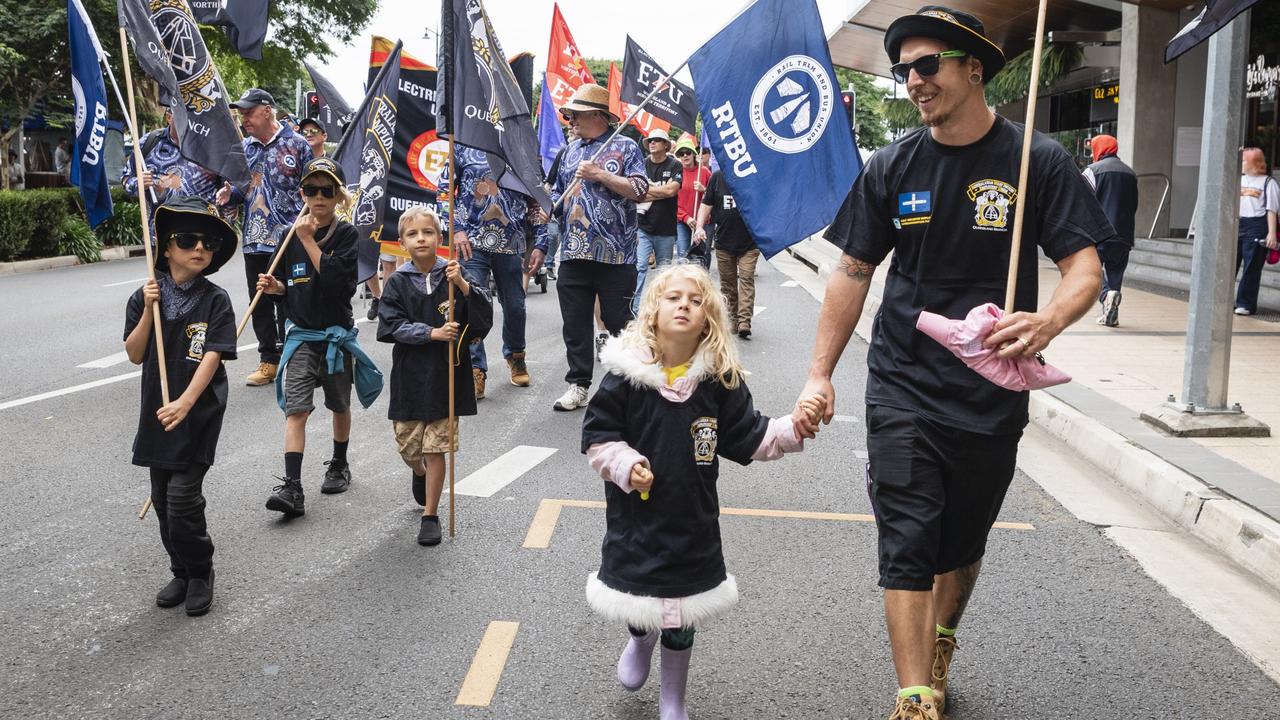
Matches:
[916,303,1071,392]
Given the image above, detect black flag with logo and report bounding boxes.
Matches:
[190,0,269,61]
[118,0,250,187]
[438,0,551,210]
[304,61,355,138]
[1165,0,1262,63]
[335,40,402,283]
[620,36,699,133]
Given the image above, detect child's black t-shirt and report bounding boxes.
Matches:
[124,277,237,469]
[270,220,359,330]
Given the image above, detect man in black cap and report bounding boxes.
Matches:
[298,117,328,159]
[792,7,1112,719]
[216,88,314,387]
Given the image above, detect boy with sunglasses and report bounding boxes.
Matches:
[124,196,240,616]
[256,157,381,516]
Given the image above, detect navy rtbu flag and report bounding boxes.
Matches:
[335,40,402,284]
[118,0,250,187]
[68,0,113,227]
[688,0,860,257]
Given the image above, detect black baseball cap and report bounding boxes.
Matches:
[153,196,238,275]
[229,88,276,110]
[301,156,345,186]
[884,6,1006,83]
[298,117,325,134]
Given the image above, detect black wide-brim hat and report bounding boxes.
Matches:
[885,6,1006,83]
[153,196,238,276]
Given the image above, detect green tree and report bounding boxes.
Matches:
[833,66,890,151]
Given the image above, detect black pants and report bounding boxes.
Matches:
[556,259,636,387]
[243,252,284,364]
[1096,240,1131,302]
[149,465,214,579]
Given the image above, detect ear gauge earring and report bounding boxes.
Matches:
[970,73,983,85]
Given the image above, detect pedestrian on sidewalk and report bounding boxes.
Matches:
[794,7,1109,719]
[124,196,240,617]
[254,158,382,517]
[217,88,314,387]
[441,145,546,399]
[1082,134,1137,327]
[695,170,759,339]
[376,207,491,546]
[633,128,683,316]
[1235,147,1278,316]
[582,264,825,720]
[675,138,711,268]
[529,83,649,412]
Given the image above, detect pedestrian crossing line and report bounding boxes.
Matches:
[454,445,557,498]
[521,498,1035,549]
[455,620,520,707]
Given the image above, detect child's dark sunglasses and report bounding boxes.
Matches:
[890,50,968,84]
[171,232,223,253]
[302,184,336,198]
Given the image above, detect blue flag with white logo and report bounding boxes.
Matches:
[688,0,860,257]
[67,0,113,227]
[537,73,564,176]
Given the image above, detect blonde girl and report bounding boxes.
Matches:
[581,264,824,720]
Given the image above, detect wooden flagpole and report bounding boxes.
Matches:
[690,126,708,254]
[234,210,308,339]
[445,135,457,539]
[119,27,170,521]
[1003,0,1050,315]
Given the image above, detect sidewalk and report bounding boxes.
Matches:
[787,236,1280,592]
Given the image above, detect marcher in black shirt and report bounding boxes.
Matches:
[124,196,239,617]
[633,128,683,315]
[695,171,760,338]
[791,8,1108,718]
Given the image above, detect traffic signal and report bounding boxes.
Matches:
[305,91,320,120]
[840,90,856,131]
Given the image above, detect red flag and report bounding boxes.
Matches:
[546,3,595,123]
[608,62,670,136]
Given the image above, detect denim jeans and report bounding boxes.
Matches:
[1095,240,1131,303]
[675,223,692,260]
[463,249,526,374]
[633,229,677,315]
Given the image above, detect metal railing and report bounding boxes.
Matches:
[1136,172,1171,239]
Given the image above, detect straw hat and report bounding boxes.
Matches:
[558,83,619,123]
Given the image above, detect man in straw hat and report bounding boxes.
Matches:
[791,7,1111,718]
[529,82,649,412]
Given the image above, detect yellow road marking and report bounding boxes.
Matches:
[522,498,1034,549]
[455,621,520,707]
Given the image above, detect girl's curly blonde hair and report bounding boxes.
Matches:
[624,263,745,389]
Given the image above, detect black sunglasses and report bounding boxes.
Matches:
[171,232,223,253]
[302,184,336,198]
[890,50,968,84]
[676,150,693,157]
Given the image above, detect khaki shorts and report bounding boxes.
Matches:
[393,418,457,461]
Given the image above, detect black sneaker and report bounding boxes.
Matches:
[366,297,380,321]
[321,459,352,494]
[412,472,426,506]
[185,569,214,617]
[266,477,305,516]
[418,515,443,546]
[155,577,187,608]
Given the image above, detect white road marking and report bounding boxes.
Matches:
[79,342,257,369]
[832,415,859,423]
[753,305,765,317]
[103,277,148,288]
[454,445,557,498]
[781,280,799,288]
[0,371,141,412]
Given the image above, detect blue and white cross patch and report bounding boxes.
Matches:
[898,191,931,215]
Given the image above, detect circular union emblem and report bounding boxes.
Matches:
[72,77,87,137]
[407,130,449,192]
[153,5,208,84]
[748,55,834,155]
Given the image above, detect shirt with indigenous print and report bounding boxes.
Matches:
[439,146,547,255]
[542,133,648,266]
[121,129,233,237]
[227,123,312,254]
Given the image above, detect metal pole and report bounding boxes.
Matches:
[1181,12,1249,411]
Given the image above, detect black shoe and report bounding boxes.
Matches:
[266,477,305,516]
[155,577,187,608]
[738,327,752,339]
[185,569,214,617]
[366,297,380,321]
[418,515,443,546]
[412,472,426,506]
[321,459,351,494]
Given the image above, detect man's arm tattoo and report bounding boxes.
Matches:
[838,255,877,282]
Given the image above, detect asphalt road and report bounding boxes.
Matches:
[0,252,1275,719]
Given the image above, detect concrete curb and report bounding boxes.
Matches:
[787,235,1280,594]
[0,245,142,276]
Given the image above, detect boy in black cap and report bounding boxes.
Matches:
[256,157,382,516]
[793,6,1109,719]
[124,196,240,616]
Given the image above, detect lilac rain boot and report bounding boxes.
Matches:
[617,629,659,690]
[658,645,692,720]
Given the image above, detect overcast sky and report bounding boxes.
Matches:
[310,0,859,109]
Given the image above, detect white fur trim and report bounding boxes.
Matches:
[585,572,739,632]
[598,336,715,391]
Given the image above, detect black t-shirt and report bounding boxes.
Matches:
[826,116,1115,434]
[701,171,756,254]
[637,156,681,236]
[124,277,237,469]
[270,220,359,331]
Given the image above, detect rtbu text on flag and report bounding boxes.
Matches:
[68,0,113,227]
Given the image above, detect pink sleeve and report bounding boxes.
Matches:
[751,416,805,462]
[587,441,648,493]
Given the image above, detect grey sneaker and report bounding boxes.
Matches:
[1102,290,1121,327]
[266,477,305,517]
[553,384,589,411]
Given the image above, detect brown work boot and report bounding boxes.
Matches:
[507,352,531,387]
[245,362,278,387]
[888,693,940,720]
[473,368,486,400]
[932,635,957,713]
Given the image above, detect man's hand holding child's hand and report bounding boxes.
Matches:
[796,394,827,432]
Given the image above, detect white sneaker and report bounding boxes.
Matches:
[1235,307,1252,316]
[553,384,589,411]
[1102,290,1121,327]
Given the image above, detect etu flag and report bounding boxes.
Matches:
[688,0,859,257]
[68,0,113,227]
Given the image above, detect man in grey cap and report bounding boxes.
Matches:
[216,88,315,386]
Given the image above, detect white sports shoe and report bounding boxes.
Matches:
[1235,307,1253,316]
[553,384,589,411]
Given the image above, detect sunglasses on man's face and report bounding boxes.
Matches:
[171,232,223,253]
[890,50,968,84]
[301,128,324,138]
[302,184,336,198]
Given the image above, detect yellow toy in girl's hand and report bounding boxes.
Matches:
[631,463,654,500]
